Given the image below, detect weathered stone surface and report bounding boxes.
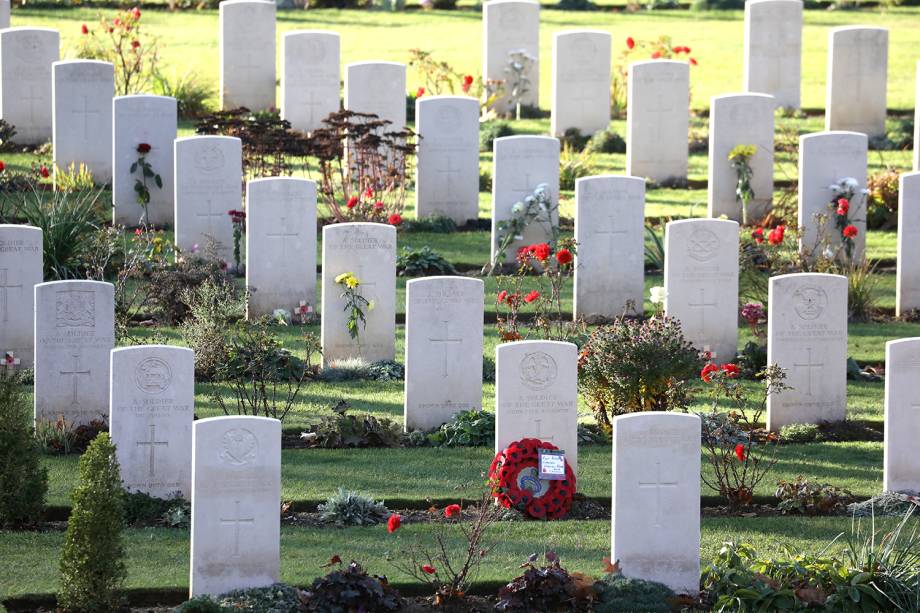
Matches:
[826,26,888,138]
[52,60,114,185]
[551,30,611,137]
[0,224,42,369]
[0,28,59,144]
[219,0,276,111]
[281,30,340,133]
[483,0,540,114]
[743,0,802,108]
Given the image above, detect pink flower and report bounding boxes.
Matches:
[131,6,141,19]
[836,198,849,216]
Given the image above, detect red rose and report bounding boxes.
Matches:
[721,363,740,378]
[388,213,402,226]
[682,46,692,53]
[387,514,401,533]
[735,443,747,462]
[0,161,5,172]
[346,196,358,209]
[672,46,681,54]
[131,40,140,49]
[134,228,143,236]
[701,363,719,383]
[555,248,573,265]
[373,200,384,211]
[113,18,121,26]
[767,225,785,245]
[506,292,521,306]
[364,186,374,198]
[523,290,540,304]
[137,143,151,154]
[837,198,849,215]
[531,242,551,262]
[843,225,858,239]
[421,565,436,575]
[131,6,141,19]
[81,24,89,35]
[39,165,50,178]
[496,290,508,304]
[462,75,474,93]
[444,504,461,518]
[751,228,764,244]
[626,37,636,50]
[689,57,698,66]
[651,51,662,59]
[416,87,425,98]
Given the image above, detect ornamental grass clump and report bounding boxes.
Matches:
[578,316,700,430]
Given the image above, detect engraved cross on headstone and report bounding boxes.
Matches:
[636,89,678,164]
[638,460,678,528]
[687,287,717,331]
[23,84,43,124]
[304,91,324,125]
[793,347,824,397]
[511,172,534,199]
[428,320,462,378]
[136,424,168,477]
[0,268,22,323]
[531,418,555,442]
[237,51,262,86]
[195,198,225,235]
[59,353,91,407]
[267,217,299,259]
[71,95,100,140]
[436,156,462,195]
[220,500,255,558]
[593,214,628,259]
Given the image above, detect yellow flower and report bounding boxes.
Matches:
[335,272,353,285]
[345,276,360,289]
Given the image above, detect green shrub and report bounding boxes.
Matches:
[774,476,856,515]
[480,121,514,152]
[152,69,215,119]
[396,246,458,276]
[594,573,674,612]
[866,167,899,230]
[0,118,16,151]
[218,583,306,612]
[428,409,495,447]
[559,144,595,191]
[365,360,405,382]
[318,488,390,526]
[305,403,403,449]
[174,595,226,613]
[180,277,241,379]
[496,553,591,612]
[0,368,48,528]
[779,422,820,444]
[58,433,126,612]
[586,128,626,154]
[559,127,590,151]
[303,561,401,612]
[400,214,457,233]
[121,490,189,528]
[579,316,700,429]
[577,423,610,445]
[736,340,767,379]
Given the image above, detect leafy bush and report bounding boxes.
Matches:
[318,488,390,526]
[305,403,403,449]
[427,409,494,447]
[586,128,626,154]
[365,360,405,382]
[58,433,126,612]
[644,224,665,271]
[34,417,108,455]
[0,118,16,151]
[121,490,189,527]
[146,252,234,325]
[559,144,595,191]
[396,246,458,276]
[180,277,241,378]
[577,423,610,445]
[75,7,160,96]
[152,69,214,119]
[578,316,700,429]
[496,553,594,612]
[866,167,899,230]
[174,595,225,613]
[594,573,674,612]
[400,214,458,233]
[218,583,306,613]
[559,127,590,151]
[0,368,48,528]
[775,477,856,515]
[480,121,514,152]
[736,340,767,379]
[779,423,820,444]
[303,561,401,612]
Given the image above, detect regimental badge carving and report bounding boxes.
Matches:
[436,105,461,133]
[55,291,96,328]
[194,143,225,174]
[220,428,258,466]
[686,228,720,262]
[135,357,173,394]
[793,285,828,321]
[571,37,598,64]
[304,37,327,63]
[519,351,558,391]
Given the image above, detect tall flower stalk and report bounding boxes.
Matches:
[729,144,757,226]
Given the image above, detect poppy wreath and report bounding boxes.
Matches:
[488,438,576,520]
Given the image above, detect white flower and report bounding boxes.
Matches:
[823,246,835,259]
[842,177,859,189]
[511,202,523,215]
[650,286,667,305]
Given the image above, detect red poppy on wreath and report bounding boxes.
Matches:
[421,564,436,574]
[496,290,508,304]
[387,513,401,533]
[842,225,858,239]
[701,363,720,383]
[489,438,576,520]
[735,443,747,462]
[721,363,740,378]
[555,248,573,265]
[444,504,461,518]
[388,213,402,226]
[524,290,540,304]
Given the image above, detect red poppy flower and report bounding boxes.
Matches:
[767,225,785,245]
[626,37,635,50]
[388,213,402,226]
[373,200,384,211]
[421,565,436,574]
[387,514,401,533]
[496,290,508,304]
[137,143,151,154]
[701,363,719,383]
[131,40,140,49]
[721,363,740,378]
[555,248,573,265]
[531,242,551,262]
[346,196,358,209]
[651,51,662,59]
[524,290,540,304]
[416,87,425,98]
[836,198,849,216]
[842,225,858,239]
[39,166,50,178]
[444,504,461,518]
[689,57,698,66]
[81,24,89,35]
[751,228,764,244]
[735,443,747,462]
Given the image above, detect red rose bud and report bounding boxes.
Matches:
[496,290,508,304]
[422,565,436,574]
[387,514,401,533]
[721,363,740,378]
[131,40,140,49]
[0,161,5,172]
[137,143,151,154]
[39,166,50,178]
[416,87,425,98]
[81,24,89,35]
[735,443,747,462]
[651,51,662,59]
[626,36,635,50]
[689,57,698,66]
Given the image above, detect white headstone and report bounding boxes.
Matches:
[113,95,177,227]
[0,224,42,369]
[415,95,479,224]
[884,338,920,493]
[495,340,578,474]
[52,60,114,185]
[174,136,242,260]
[766,273,847,431]
[664,219,739,362]
[896,172,920,317]
[321,223,396,366]
[0,1,9,29]
[404,277,484,431]
[490,135,560,264]
[611,412,700,595]
[281,30,340,133]
[626,60,689,184]
[707,93,775,222]
[743,0,802,109]
[110,345,194,499]
[245,177,317,319]
[219,0,276,111]
[825,26,888,138]
[482,0,540,114]
[0,28,59,145]
[34,280,114,426]
[190,416,280,597]
[344,62,406,130]
[574,175,645,321]
[798,131,868,261]
[551,30,611,137]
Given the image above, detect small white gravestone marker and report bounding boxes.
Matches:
[345,62,407,130]
[483,0,540,114]
[245,177,317,319]
[611,412,701,595]
[897,172,920,317]
[53,60,114,185]
[826,26,888,139]
[798,131,867,261]
[0,28,59,145]
[281,30,340,133]
[404,276,484,431]
[113,95,177,227]
[174,136,242,260]
[767,273,847,430]
[190,416,280,597]
[707,93,775,222]
[415,96,480,225]
[110,345,194,499]
[884,339,920,493]
[0,225,42,369]
[665,219,739,363]
[743,0,802,109]
[495,340,578,474]
[626,60,689,184]
[321,223,396,366]
[219,0,276,111]
[491,136,560,264]
[551,30,611,137]
[574,175,645,321]
[34,280,114,427]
